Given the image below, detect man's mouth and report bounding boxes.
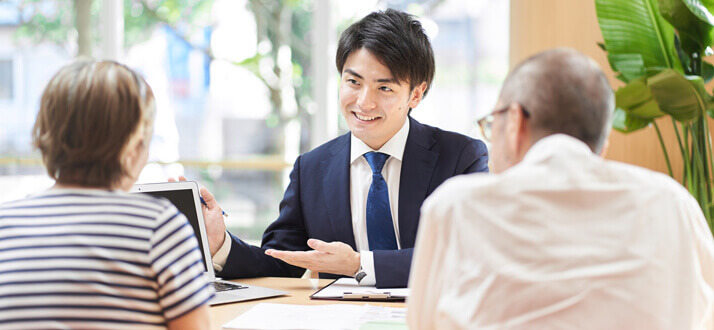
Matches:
[354,112,379,121]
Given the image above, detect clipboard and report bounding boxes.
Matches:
[310,278,409,302]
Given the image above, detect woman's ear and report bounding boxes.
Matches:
[116,124,150,190]
[120,142,138,180]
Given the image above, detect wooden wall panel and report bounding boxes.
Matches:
[509,0,687,177]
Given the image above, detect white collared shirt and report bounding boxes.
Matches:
[350,119,410,285]
[408,134,714,329]
[212,119,411,285]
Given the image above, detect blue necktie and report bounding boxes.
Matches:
[364,152,398,251]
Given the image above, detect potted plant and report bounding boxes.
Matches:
[596,0,714,235]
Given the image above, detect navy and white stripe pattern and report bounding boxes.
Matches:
[0,188,214,329]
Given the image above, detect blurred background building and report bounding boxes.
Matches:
[0,0,509,243]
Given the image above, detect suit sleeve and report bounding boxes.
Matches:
[217,156,307,279]
[459,138,489,174]
[372,137,489,288]
[373,249,413,288]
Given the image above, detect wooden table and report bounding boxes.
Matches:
[209,277,406,329]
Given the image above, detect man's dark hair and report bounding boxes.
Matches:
[498,48,614,153]
[336,9,435,96]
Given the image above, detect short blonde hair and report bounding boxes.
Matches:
[33,60,155,188]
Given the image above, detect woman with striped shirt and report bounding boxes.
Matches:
[0,60,214,329]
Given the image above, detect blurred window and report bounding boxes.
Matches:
[0,0,508,243]
[0,59,13,100]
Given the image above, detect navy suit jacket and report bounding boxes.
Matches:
[218,117,489,288]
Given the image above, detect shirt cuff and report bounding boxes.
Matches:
[357,250,376,286]
[212,231,231,273]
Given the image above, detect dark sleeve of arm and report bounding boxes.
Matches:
[373,248,413,288]
[458,139,489,174]
[217,157,307,279]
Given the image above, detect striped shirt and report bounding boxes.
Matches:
[0,188,214,329]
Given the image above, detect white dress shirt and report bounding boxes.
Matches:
[408,134,714,330]
[349,118,409,285]
[213,120,410,285]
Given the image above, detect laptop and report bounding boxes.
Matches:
[130,181,288,305]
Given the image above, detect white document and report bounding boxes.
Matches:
[311,278,410,300]
[222,303,406,330]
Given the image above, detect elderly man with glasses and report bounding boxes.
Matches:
[407,48,714,329]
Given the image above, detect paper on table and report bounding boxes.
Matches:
[222,303,406,330]
[359,320,408,330]
[311,278,410,299]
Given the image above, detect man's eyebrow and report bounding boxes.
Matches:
[376,77,400,84]
[343,69,363,80]
[343,69,401,85]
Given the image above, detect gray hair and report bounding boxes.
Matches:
[498,48,614,153]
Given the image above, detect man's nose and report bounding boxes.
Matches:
[356,88,377,111]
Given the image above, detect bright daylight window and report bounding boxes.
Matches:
[0,0,508,243]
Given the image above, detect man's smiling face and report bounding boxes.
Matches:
[339,48,424,150]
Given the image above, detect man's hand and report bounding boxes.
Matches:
[169,176,226,256]
[265,239,360,276]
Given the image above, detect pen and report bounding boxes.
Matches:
[200,196,228,217]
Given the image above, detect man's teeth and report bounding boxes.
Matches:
[355,113,377,121]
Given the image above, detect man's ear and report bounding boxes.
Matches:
[505,103,530,162]
[408,82,427,109]
[598,139,610,158]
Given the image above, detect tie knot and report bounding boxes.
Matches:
[364,152,390,174]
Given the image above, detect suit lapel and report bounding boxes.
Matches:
[320,134,357,249]
[398,117,438,248]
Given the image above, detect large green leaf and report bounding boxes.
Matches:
[648,69,708,121]
[608,54,647,82]
[659,0,714,55]
[612,69,710,132]
[681,0,714,24]
[613,77,663,133]
[617,81,667,118]
[597,0,684,82]
[612,107,652,132]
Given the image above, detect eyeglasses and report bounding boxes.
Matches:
[476,104,530,142]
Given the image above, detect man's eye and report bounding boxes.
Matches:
[380,86,393,92]
[347,79,359,85]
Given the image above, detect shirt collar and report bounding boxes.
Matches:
[350,118,410,164]
[520,134,595,165]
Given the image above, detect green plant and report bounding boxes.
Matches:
[595,0,714,235]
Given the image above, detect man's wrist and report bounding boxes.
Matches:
[351,251,361,276]
[210,230,227,257]
[212,231,231,272]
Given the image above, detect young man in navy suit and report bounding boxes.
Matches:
[199,9,489,288]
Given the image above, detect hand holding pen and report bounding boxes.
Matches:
[168,176,228,255]
[195,184,228,255]
[200,196,228,217]
[168,175,228,217]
